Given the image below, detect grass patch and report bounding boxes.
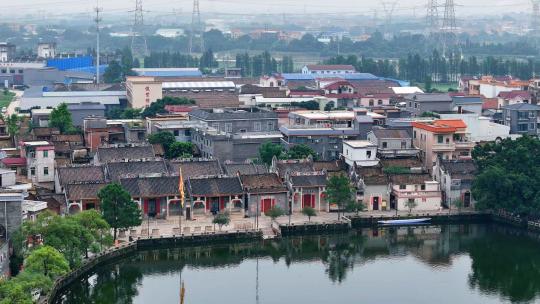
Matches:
[0,91,15,108]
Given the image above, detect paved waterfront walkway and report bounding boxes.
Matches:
[119,209,480,240]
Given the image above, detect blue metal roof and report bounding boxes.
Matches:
[381,77,410,87]
[136,70,203,77]
[46,56,94,71]
[67,64,108,75]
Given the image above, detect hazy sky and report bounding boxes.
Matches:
[1,0,532,17]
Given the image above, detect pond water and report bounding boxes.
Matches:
[53,224,540,304]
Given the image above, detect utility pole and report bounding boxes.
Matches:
[189,0,204,55]
[94,1,102,85]
[131,0,148,60]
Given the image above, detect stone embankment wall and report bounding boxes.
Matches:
[42,231,261,304]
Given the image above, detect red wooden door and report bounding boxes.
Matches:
[302,194,314,208]
[262,198,273,213]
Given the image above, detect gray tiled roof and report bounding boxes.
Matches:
[275,161,314,179]
[405,93,452,102]
[107,160,169,181]
[371,128,411,139]
[120,176,180,197]
[189,108,277,121]
[187,176,243,196]
[58,166,106,186]
[240,173,287,194]
[168,159,223,177]
[502,103,540,110]
[389,173,432,185]
[97,145,155,163]
[223,162,268,175]
[290,174,327,187]
[441,159,477,178]
[65,183,107,200]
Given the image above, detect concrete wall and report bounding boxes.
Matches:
[247,192,288,216]
[363,184,390,211]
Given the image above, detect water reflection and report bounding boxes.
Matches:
[54,224,540,304]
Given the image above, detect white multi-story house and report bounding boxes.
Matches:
[21,141,55,183]
[342,140,379,168]
[390,174,442,211]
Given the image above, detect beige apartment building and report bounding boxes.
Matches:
[126,76,163,108]
[412,119,475,172]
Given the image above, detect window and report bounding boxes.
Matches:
[43,150,48,158]
[267,122,274,130]
[382,142,388,149]
[184,129,191,136]
[44,167,49,176]
[401,141,407,149]
[173,130,180,136]
[369,99,374,106]
[414,103,418,108]
[518,124,528,132]
[225,123,232,133]
[366,150,372,158]
[530,123,536,130]
[530,111,536,118]
[437,135,444,144]
[421,184,426,190]
[414,131,417,139]
[211,123,220,130]
[30,167,35,176]
[399,185,406,190]
[378,100,383,105]
[254,122,261,131]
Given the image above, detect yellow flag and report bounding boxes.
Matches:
[179,167,185,208]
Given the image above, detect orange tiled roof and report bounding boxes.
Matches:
[412,119,467,133]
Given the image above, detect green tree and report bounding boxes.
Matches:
[405,199,418,214]
[452,198,464,213]
[141,96,195,118]
[98,184,142,241]
[73,210,112,254]
[212,212,230,231]
[49,103,75,134]
[24,246,70,279]
[265,206,285,222]
[302,206,317,222]
[165,142,193,159]
[424,75,433,92]
[41,215,88,267]
[120,46,136,77]
[103,60,123,83]
[121,108,142,119]
[326,174,355,220]
[286,144,317,160]
[5,114,19,141]
[0,282,33,304]
[147,131,176,147]
[346,201,366,215]
[472,136,540,217]
[259,141,283,165]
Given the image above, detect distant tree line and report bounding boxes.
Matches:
[235,51,294,77]
[326,50,540,84]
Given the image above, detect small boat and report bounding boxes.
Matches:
[378,218,431,225]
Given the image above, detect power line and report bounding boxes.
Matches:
[426,0,440,35]
[189,0,204,55]
[131,0,148,60]
[382,1,398,35]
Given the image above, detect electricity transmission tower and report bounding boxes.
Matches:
[531,1,540,40]
[94,1,102,84]
[426,0,440,35]
[440,0,457,57]
[382,2,398,36]
[131,0,148,59]
[189,0,204,54]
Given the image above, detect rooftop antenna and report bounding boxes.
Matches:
[94,0,102,85]
[189,0,204,54]
[131,0,148,60]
